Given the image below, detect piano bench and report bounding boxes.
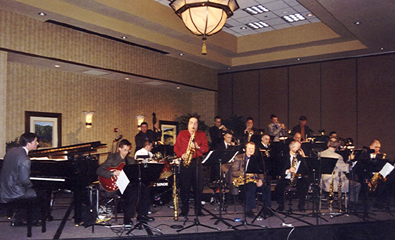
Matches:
[3,197,46,238]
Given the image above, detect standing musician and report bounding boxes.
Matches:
[267,114,286,142]
[276,141,309,212]
[209,116,228,150]
[97,139,154,227]
[230,142,267,218]
[290,116,313,142]
[134,122,162,152]
[174,117,209,217]
[243,117,260,145]
[217,131,238,184]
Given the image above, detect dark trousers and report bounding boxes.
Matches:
[179,158,204,214]
[241,182,272,212]
[276,178,309,208]
[119,183,150,224]
[12,188,50,222]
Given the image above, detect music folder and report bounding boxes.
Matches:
[202,150,238,166]
[320,157,338,175]
[123,163,163,185]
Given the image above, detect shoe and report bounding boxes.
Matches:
[276,205,284,212]
[246,210,256,218]
[137,215,155,222]
[179,211,188,217]
[196,211,205,217]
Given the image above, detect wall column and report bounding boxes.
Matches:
[0,51,7,157]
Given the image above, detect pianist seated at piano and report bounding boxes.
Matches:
[0,132,51,226]
[96,139,154,227]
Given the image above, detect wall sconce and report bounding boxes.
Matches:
[136,115,145,128]
[84,111,94,128]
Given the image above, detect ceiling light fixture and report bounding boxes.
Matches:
[243,5,269,15]
[354,21,361,25]
[240,26,248,30]
[179,53,184,56]
[170,0,239,55]
[283,13,305,23]
[38,12,46,16]
[54,64,60,68]
[247,21,269,29]
[121,36,127,39]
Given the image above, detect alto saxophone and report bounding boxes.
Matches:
[289,157,298,187]
[247,130,253,142]
[232,175,258,187]
[338,171,342,213]
[183,130,196,168]
[368,172,386,192]
[328,171,335,211]
[173,170,178,221]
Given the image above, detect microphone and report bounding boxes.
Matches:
[113,135,122,142]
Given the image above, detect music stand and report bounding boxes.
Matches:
[202,149,238,228]
[316,157,338,220]
[177,157,220,233]
[252,151,285,224]
[233,155,266,230]
[123,161,163,235]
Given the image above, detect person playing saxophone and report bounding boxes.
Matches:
[174,117,208,217]
[276,141,309,212]
[230,142,268,218]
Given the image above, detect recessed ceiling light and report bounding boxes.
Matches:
[247,21,269,29]
[54,64,60,68]
[306,13,314,17]
[380,47,384,51]
[243,5,269,15]
[121,36,127,39]
[38,12,46,16]
[228,67,231,70]
[176,87,180,90]
[179,53,184,56]
[283,13,305,23]
[240,26,248,30]
[282,11,289,14]
[354,21,361,25]
[297,58,301,61]
[125,77,129,80]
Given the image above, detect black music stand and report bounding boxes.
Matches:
[202,149,238,229]
[177,157,220,233]
[252,151,285,224]
[123,160,163,235]
[233,156,266,230]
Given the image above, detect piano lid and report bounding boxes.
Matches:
[29,141,107,158]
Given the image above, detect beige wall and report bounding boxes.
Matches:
[0,10,218,158]
[0,51,7,157]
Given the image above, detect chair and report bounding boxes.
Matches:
[4,197,46,237]
[283,186,298,215]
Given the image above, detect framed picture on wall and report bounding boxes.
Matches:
[159,120,178,146]
[25,111,62,149]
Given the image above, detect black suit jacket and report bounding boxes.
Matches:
[280,153,309,180]
[290,125,313,140]
[135,130,162,151]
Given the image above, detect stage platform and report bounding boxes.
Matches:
[1,189,395,240]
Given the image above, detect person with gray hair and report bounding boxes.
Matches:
[320,137,361,210]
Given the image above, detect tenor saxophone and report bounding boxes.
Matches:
[173,171,178,221]
[232,175,258,187]
[338,171,342,213]
[328,171,335,211]
[183,130,196,168]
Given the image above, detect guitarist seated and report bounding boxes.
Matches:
[96,139,154,227]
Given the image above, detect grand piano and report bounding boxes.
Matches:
[1,141,108,224]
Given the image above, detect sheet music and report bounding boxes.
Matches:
[379,163,394,178]
[202,150,239,164]
[116,170,130,194]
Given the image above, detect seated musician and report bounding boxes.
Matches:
[97,139,154,227]
[276,141,309,212]
[0,132,50,226]
[134,122,161,152]
[230,142,269,218]
[321,138,361,210]
[134,140,153,160]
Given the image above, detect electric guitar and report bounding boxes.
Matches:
[98,162,125,192]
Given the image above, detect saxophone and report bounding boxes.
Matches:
[183,130,196,168]
[338,171,342,213]
[232,175,258,187]
[328,171,335,211]
[289,156,298,187]
[173,171,178,221]
[247,130,253,142]
[368,172,387,192]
